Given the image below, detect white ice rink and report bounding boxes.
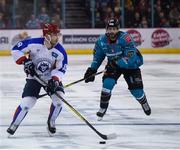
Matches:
[0,54,180,149]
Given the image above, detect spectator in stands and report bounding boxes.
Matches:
[0,12,6,28]
[153,0,179,27]
[38,6,50,27]
[11,31,31,47]
[51,14,61,27]
[154,5,163,27]
[0,0,180,29]
[160,17,170,28]
[0,0,10,25]
[0,0,6,13]
[15,0,34,29]
[114,0,121,19]
[95,0,113,28]
[139,16,149,28]
[26,14,41,29]
[133,12,141,28]
[124,0,134,27]
[169,7,180,27]
[95,1,103,27]
[135,0,149,17]
[159,0,171,17]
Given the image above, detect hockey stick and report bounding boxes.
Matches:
[34,74,116,140]
[37,69,105,99]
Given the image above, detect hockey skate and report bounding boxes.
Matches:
[96,108,107,121]
[139,99,151,116]
[7,124,19,136]
[47,119,56,136]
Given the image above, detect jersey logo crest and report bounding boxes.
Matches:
[125,35,131,43]
[127,51,134,57]
[37,61,51,73]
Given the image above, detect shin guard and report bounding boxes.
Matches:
[100,89,111,109]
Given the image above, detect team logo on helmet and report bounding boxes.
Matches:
[106,18,120,29]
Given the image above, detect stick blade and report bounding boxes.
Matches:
[107,133,117,140]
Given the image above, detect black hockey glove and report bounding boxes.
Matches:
[84,67,97,83]
[23,59,35,76]
[46,79,64,95]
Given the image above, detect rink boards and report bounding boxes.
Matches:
[0,28,180,55]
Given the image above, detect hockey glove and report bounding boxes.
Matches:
[46,79,64,95]
[84,67,97,83]
[23,59,35,76]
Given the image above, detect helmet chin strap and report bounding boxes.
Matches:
[44,34,54,49]
[44,35,58,49]
[44,35,51,44]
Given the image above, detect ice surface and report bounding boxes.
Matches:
[0,55,180,149]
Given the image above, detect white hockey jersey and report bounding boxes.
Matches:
[11,37,68,81]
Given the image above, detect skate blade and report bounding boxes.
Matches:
[46,127,54,137]
[7,133,13,138]
[97,116,103,121]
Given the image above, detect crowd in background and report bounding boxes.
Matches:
[95,0,180,28]
[0,0,61,29]
[0,0,179,29]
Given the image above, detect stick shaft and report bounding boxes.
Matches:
[65,70,104,88]
[37,70,105,99]
[34,75,108,140]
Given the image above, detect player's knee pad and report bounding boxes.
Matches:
[130,89,144,100]
[51,91,63,107]
[48,103,62,121]
[20,96,37,110]
[124,69,143,90]
[103,78,116,91]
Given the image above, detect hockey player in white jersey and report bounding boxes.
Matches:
[7,23,68,136]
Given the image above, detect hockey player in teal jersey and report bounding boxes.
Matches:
[84,18,151,121]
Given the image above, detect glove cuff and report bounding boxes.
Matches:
[16,56,27,65]
[88,67,97,73]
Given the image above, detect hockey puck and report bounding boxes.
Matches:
[99,141,106,144]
